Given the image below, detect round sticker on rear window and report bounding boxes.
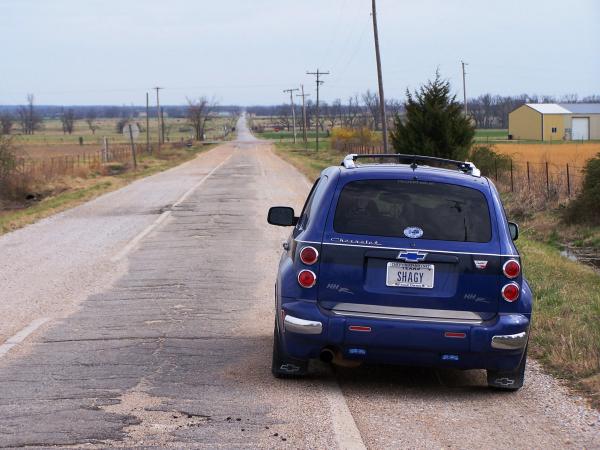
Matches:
[404,226,423,239]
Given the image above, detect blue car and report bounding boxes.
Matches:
[268,153,532,390]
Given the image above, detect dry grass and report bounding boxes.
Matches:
[0,144,214,235]
[494,142,600,173]
[520,237,600,407]
[15,143,103,159]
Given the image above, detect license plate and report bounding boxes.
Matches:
[386,262,434,288]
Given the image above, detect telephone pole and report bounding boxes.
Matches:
[371,0,389,153]
[296,84,310,145]
[306,69,329,152]
[461,61,468,116]
[283,88,299,143]
[145,92,150,154]
[153,86,163,149]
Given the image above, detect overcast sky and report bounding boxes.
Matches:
[1,0,599,106]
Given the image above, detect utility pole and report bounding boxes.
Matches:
[371,0,389,153]
[283,88,299,143]
[145,92,150,154]
[161,107,166,143]
[306,69,329,152]
[461,61,468,116]
[296,84,310,145]
[153,86,163,149]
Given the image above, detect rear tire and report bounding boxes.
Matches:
[271,319,308,378]
[487,346,528,391]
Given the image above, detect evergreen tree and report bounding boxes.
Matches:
[390,71,474,160]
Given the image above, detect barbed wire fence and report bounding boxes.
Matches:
[341,143,585,202]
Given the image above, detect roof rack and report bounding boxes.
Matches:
[341,153,481,177]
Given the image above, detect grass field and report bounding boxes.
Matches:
[493,142,600,169]
[256,130,321,140]
[474,129,508,140]
[271,139,600,407]
[11,117,234,159]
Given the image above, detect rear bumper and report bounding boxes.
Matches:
[280,301,530,371]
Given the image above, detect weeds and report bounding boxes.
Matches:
[563,153,600,225]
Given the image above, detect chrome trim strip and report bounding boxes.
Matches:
[284,315,323,335]
[330,303,485,325]
[294,239,519,258]
[491,332,527,350]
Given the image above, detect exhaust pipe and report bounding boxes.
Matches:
[319,347,362,368]
[319,348,335,363]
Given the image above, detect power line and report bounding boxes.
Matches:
[283,88,299,143]
[329,14,372,86]
[320,0,348,65]
[306,69,329,152]
[328,1,365,74]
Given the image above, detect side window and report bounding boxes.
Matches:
[296,176,328,231]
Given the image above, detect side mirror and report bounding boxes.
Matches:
[508,222,519,241]
[268,206,298,227]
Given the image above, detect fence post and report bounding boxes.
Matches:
[510,160,514,192]
[566,164,571,197]
[527,161,530,190]
[103,137,109,163]
[128,124,137,169]
[545,162,549,196]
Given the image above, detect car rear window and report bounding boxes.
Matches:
[333,179,492,242]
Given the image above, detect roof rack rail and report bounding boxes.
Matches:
[341,153,480,177]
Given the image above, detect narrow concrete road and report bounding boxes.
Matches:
[0,117,597,448]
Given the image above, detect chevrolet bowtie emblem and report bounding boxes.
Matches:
[474,260,488,269]
[397,251,427,262]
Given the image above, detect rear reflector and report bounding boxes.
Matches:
[300,246,319,265]
[444,331,466,339]
[297,269,316,288]
[501,282,520,302]
[349,325,371,332]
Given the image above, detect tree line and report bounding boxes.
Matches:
[0,95,241,139]
[248,92,599,133]
[1,90,598,138]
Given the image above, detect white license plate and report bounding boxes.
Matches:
[386,262,434,288]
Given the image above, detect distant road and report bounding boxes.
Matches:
[0,116,597,448]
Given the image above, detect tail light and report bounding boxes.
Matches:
[300,246,319,265]
[298,270,316,288]
[501,282,520,302]
[503,259,521,279]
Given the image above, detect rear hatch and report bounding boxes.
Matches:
[317,178,500,322]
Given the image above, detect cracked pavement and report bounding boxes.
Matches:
[0,117,598,448]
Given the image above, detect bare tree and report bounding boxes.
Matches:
[275,104,291,131]
[17,94,43,135]
[85,109,99,135]
[60,108,76,134]
[386,98,403,119]
[0,114,14,135]
[343,95,361,128]
[187,96,217,141]
[326,99,342,129]
[362,90,381,131]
